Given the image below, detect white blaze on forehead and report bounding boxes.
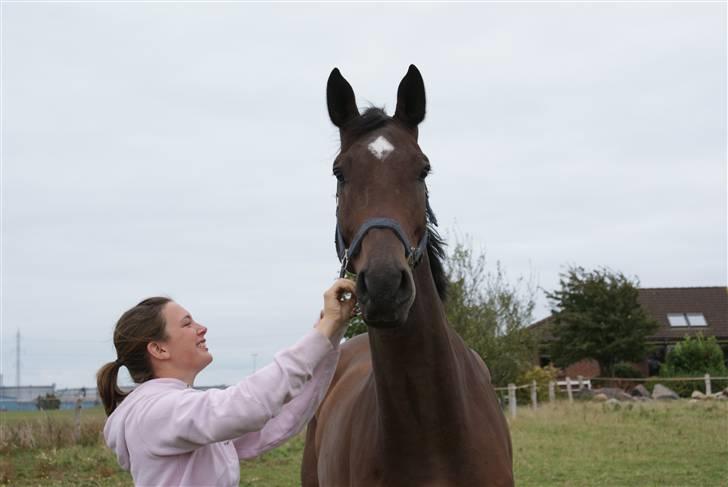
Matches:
[368,135,395,160]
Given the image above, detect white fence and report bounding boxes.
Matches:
[494,373,728,418]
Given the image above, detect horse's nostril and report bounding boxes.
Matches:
[399,270,409,294]
[357,270,368,297]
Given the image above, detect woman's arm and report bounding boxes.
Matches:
[232,342,339,459]
[138,279,356,456]
[139,328,335,456]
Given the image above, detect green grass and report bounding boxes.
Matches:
[511,401,728,486]
[1,407,107,423]
[2,401,726,486]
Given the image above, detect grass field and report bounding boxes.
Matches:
[2,400,726,486]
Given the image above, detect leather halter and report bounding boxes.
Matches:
[335,217,428,279]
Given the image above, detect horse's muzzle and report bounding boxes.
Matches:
[356,265,415,327]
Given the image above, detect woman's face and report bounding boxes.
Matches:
[160,301,213,374]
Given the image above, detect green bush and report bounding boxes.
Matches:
[35,394,60,410]
[613,362,644,378]
[516,365,559,403]
[661,334,727,377]
[656,334,728,397]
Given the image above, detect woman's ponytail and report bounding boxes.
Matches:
[96,360,128,416]
[97,297,171,417]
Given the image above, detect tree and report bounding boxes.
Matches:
[444,240,538,386]
[545,266,659,377]
[344,310,367,339]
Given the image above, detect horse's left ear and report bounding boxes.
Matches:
[394,65,426,129]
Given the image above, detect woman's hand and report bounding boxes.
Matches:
[314,278,357,340]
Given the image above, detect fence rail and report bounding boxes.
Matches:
[493,373,728,418]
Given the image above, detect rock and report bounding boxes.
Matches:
[593,387,634,401]
[574,388,595,400]
[593,393,608,402]
[652,384,679,400]
[631,384,651,398]
[691,390,706,400]
[606,398,620,406]
[718,396,727,401]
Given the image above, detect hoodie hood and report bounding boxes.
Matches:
[103,378,187,470]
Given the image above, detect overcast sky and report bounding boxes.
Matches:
[2,2,725,388]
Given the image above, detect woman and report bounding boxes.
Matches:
[97,278,356,487]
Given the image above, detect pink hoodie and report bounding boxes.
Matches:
[104,328,339,487]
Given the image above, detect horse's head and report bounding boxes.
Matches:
[328,65,433,328]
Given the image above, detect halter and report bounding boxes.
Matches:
[335,217,429,279]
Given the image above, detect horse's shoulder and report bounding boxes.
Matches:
[340,333,370,360]
[467,348,492,383]
[331,333,372,383]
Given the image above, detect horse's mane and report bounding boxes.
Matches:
[345,107,449,302]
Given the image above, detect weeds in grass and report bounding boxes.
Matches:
[0,409,105,453]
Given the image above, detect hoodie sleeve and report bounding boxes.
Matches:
[232,340,339,459]
[137,328,337,456]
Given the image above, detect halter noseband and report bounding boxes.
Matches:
[335,217,428,278]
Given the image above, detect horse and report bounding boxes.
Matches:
[301,65,514,487]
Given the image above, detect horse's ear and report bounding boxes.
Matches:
[327,68,359,128]
[394,65,426,128]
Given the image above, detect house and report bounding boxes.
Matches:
[531,286,728,378]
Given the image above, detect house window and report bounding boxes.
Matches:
[667,314,687,326]
[667,313,708,327]
[685,313,707,326]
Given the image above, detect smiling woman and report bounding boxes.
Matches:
[95,278,356,487]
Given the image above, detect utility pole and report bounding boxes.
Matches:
[16,329,21,387]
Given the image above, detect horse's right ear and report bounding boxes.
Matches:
[327,68,359,128]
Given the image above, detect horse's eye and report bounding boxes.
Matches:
[333,168,345,183]
[418,166,431,181]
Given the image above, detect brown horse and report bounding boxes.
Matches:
[301,66,513,487]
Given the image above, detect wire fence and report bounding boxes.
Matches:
[493,373,728,418]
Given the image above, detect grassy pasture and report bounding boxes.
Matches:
[1,401,726,486]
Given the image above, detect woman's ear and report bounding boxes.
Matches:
[147,341,169,360]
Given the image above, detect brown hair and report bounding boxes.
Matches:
[96,297,171,416]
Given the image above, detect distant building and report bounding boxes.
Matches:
[0,385,56,411]
[0,383,229,411]
[531,286,728,378]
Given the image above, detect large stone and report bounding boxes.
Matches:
[593,387,634,401]
[593,393,608,402]
[652,384,679,400]
[574,388,595,400]
[691,390,706,400]
[631,384,651,398]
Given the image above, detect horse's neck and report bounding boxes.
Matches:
[367,258,469,452]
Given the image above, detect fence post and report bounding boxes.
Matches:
[705,373,712,395]
[508,383,517,418]
[566,377,573,403]
[577,375,584,391]
[530,380,538,409]
[74,394,83,443]
[548,381,555,403]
